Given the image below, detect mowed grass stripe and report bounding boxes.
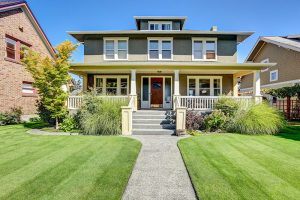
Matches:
[227,136,300,189]
[195,138,271,199]
[2,141,109,200]
[0,139,93,197]
[178,139,240,199]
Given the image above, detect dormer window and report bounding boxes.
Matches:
[148,22,172,31]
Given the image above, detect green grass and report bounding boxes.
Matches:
[0,125,141,200]
[178,126,300,200]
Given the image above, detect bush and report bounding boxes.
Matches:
[0,107,22,125]
[36,100,56,125]
[227,103,286,135]
[214,97,239,117]
[186,111,204,130]
[204,110,228,132]
[60,115,78,132]
[78,94,128,135]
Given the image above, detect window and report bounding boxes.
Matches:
[22,82,35,95]
[148,22,172,30]
[104,38,128,60]
[260,58,270,72]
[148,38,173,60]
[187,76,222,96]
[94,76,129,95]
[270,70,278,82]
[192,38,217,61]
[6,38,16,60]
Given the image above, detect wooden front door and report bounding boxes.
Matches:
[151,78,163,107]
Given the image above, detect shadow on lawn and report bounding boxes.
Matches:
[276,125,300,141]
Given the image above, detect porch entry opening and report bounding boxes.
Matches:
[141,76,172,109]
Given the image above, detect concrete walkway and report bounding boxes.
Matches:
[122,135,197,200]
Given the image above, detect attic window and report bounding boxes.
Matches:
[149,22,172,30]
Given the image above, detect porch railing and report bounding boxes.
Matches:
[67,95,130,110]
[177,96,253,111]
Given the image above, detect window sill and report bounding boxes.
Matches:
[4,57,22,64]
[192,59,218,62]
[22,93,38,97]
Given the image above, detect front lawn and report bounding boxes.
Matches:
[0,125,141,200]
[178,126,300,200]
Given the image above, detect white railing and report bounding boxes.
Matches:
[67,95,130,110]
[178,96,253,111]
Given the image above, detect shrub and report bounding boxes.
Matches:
[227,103,286,135]
[204,110,228,132]
[214,97,239,117]
[186,111,204,130]
[60,115,78,132]
[0,107,22,125]
[78,94,128,135]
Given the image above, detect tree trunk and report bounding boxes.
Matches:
[55,117,59,130]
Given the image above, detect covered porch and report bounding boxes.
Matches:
[68,62,270,111]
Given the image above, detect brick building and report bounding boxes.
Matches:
[0,0,55,115]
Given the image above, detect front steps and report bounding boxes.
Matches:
[132,110,175,135]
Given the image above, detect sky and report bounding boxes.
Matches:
[26,0,300,64]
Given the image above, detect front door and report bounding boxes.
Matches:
[151,78,163,108]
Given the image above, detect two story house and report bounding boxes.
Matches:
[68,16,274,112]
[0,0,54,115]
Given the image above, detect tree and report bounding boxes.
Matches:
[22,41,77,129]
[265,84,300,99]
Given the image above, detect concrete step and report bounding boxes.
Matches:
[132,129,175,135]
[132,114,168,120]
[133,119,173,124]
[134,110,170,115]
[133,123,175,130]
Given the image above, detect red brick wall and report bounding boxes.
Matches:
[0,8,52,114]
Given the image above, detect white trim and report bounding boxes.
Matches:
[240,79,300,92]
[94,75,129,95]
[140,76,173,109]
[147,37,173,60]
[260,58,270,72]
[270,70,278,82]
[103,37,129,61]
[148,21,172,31]
[192,37,218,61]
[187,76,222,96]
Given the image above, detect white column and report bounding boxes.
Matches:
[233,74,239,97]
[253,70,261,96]
[174,70,180,95]
[130,69,136,95]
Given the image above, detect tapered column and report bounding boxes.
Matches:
[82,74,88,92]
[253,70,262,103]
[233,74,239,97]
[130,69,136,95]
[174,70,180,95]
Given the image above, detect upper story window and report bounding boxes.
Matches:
[270,70,278,82]
[148,38,173,60]
[22,81,36,96]
[5,35,30,62]
[192,38,217,61]
[148,21,172,31]
[104,38,128,60]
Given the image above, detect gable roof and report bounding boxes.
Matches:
[245,35,300,61]
[0,0,55,57]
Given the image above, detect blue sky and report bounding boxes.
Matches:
[27,0,300,63]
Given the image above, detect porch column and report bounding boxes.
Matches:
[82,74,88,92]
[174,70,180,95]
[130,69,137,111]
[253,70,262,103]
[233,74,239,97]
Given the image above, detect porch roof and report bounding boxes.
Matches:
[70,62,275,76]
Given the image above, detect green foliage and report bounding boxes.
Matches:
[0,107,22,126]
[186,129,202,136]
[78,93,128,135]
[214,97,240,117]
[204,110,228,132]
[227,103,286,135]
[186,111,205,130]
[265,83,300,99]
[59,115,78,132]
[22,41,77,129]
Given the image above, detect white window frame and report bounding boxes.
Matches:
[270,70,278,82]
[5,37,16,59]
[148,21,172,31]
[94,75,129,95]
[22,82,35,94]
[147,37,173,60]
[260,58,270,72]
[187,76,222,96]
[103,37,129,61]
[192,37,218,61]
